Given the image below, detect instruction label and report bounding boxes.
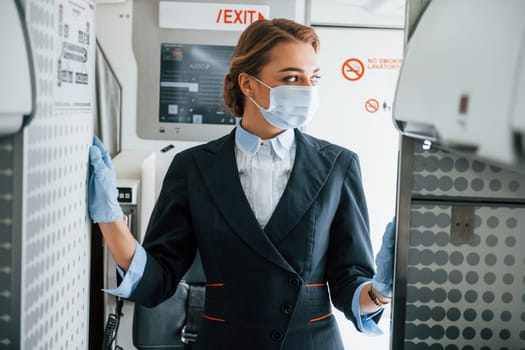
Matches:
[55,0,95,110]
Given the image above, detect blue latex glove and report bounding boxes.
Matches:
[372,220,396,299]
[88,136,124,223]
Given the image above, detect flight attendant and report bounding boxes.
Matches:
[89,18,395,350]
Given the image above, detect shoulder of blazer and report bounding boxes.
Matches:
[299,130,358,164]
[199,130,234,154]
[172,130,234,163]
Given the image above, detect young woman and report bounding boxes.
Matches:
[89,18,395,350]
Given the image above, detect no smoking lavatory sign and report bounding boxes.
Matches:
[341,56,402,81]
[341,56,402,114]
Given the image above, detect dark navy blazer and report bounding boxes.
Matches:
[129,128,377,350]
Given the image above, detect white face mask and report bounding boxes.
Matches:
[248,76,320,129]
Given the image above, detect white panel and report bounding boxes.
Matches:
[305,26,403,347]
[310,0,405,28]
[393,0,525,167]
[21,0,95,348]
[0,0,33,135]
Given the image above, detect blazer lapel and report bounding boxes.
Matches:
[193,130,297,273]
[263,130,343,244]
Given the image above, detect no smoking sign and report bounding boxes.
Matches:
[365,98,380,113]
[341,58,365,81]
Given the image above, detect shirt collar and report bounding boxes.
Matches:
[235,123,295,159]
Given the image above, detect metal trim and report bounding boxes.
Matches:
[391,135,415,350]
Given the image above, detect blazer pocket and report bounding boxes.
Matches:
[304,283,330,306]
[309,312,333,323]
[203,283,227,322]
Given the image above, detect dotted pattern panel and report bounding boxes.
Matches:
[412,143,525,199]
[20,1,93,349]
[404,205,525,350]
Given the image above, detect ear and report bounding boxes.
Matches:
[238,72,254,97]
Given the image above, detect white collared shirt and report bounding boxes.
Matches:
[234,124,296,228]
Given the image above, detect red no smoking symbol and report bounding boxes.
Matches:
[365,98,380,113]
[341,58,365,81]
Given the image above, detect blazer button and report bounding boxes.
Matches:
[271,330,284,342]
[281,304,293,315]
[288,276,300,287]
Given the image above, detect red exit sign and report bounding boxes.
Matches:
[160,2,270,31]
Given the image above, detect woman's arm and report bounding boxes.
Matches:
[98,218,136,271]
[88,136,136,270]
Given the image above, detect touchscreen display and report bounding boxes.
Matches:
[159,43,235,125]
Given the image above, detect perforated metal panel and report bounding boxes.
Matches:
[22,116,92,350]
[405,205,524,349]
[411,147,525,200]
[393,138,525,350]
[0,0,95,348]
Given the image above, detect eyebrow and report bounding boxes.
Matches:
[278,67,321,74]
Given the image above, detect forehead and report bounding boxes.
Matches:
[262,41,318,73]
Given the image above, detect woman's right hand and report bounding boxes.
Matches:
[88,136,124,223]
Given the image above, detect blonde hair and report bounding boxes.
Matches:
[223,18,320,117]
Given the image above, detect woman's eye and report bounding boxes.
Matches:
[281,74,320,84]
[311,74,321,83]
[283,75,299,82]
